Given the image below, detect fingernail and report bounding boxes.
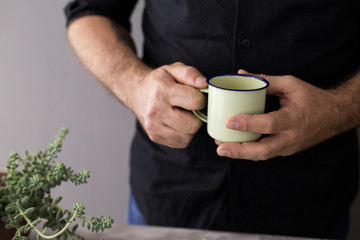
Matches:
[215,140,224,145]
[218,149,230,157]
[195,76,206,86]
[227,121,239,129]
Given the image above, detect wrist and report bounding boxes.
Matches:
[109,61,152,111]
[327,73,360,134]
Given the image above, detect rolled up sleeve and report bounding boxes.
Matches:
[64,0,138,31]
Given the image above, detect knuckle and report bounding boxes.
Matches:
[176,142,189,149]
[258,147,272,161]
[143,119,156,132]
[178,135,192,148]
[148,134,161,144]
[259,74,268,80]
[285,74,295,79]
[172,61,184,67]
[182,66,196,79]
[142,122,162,144]
[233,150,243,160]
[168,129,193,148]
[143,109,161,132]
[284,75,297,84]
[264,118,276,133]
[188,118,202,134]
[152,84,167,100]
[145,104,160,120]
[191,90,206,109]
[190,95,202,109]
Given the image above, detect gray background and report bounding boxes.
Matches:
[0,0,359,238]
[0,0,144,224]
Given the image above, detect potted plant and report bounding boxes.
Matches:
[0,128,113,240]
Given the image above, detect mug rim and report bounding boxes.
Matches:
[206,73,269,91]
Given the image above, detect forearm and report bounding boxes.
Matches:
[67,15,151,111]
[329,69,360,135]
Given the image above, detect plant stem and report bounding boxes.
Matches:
[55,204,91,225]
[17,204,79,239]
[53,205,91,239]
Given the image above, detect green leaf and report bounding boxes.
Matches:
[23,207,36,216]
[18,225,26,234]
[5,222,15,229]
[1,216,9,224]
[53,196,62,205]
[39,205,47,216]
[7,196,17,203]
[5,203,17,213]
[16,188,22,195]
[20,177,27,187]
[16,200,22,209]
[42,227,48,235]
[21,196,30,205]
[14,213,24,223]
[32,219,41,226]
[25,223,32,232]
[55,209,63,222]
[71,224,79,233]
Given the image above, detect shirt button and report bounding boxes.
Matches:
[241,38,251,48]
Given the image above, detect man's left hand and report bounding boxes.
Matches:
[216,69,346,161]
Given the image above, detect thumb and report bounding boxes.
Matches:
[164,62,207,88]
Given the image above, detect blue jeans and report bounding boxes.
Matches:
[127,193,146,225]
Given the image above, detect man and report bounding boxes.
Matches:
[64,0,360,238]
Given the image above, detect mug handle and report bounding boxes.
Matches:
[192,88,208,123]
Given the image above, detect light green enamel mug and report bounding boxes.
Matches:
[193,74,269,143]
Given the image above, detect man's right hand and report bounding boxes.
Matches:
[67,17,207,148]
[131,62,208,148]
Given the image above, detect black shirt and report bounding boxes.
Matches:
[65,0,360,238]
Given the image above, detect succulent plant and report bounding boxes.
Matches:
[0,128,113,240]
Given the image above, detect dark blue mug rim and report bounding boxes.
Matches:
[206,73,269,91]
